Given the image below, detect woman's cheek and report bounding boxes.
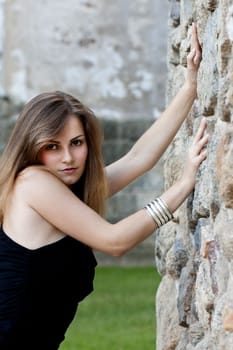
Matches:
[38,151,55,166]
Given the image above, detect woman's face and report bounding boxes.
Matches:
[39,114,88,186]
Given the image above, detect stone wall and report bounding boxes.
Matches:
[0,0,169,265]
[156,1,233,349]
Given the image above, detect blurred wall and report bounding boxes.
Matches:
[3,0,169,118]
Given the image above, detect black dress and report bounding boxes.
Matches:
[0,227,97,350]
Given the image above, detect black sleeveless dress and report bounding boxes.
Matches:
[0,227,97,350]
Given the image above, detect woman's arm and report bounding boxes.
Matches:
[106,23,202,196]
[24,118,208,257]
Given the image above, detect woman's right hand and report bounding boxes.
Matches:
[181,117,209,189]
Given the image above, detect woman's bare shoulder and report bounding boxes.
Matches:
[19,165,52,179]
[16,165,64,196]
[18,165,59,184]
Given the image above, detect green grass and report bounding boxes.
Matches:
[60,266,161,350]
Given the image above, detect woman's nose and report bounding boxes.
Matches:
[62,148,73,163]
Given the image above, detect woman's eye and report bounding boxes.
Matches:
[72,139,82,146]
[45,144,57,150]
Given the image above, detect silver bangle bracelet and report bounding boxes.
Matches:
[151,200,169,223]
[145,204,162,227]
[148,201,165,225]
[156,197,173,220]
[144,197,174,227]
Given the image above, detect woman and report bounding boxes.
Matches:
[0,24,207,349]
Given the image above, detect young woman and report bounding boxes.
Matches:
[0,24,207,349]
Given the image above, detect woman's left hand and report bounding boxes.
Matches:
[186,23,202,88]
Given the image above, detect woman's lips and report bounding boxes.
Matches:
[61,168,77,174]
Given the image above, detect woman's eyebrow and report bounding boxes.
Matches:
[44,134,86,144]
[45,139,60,144]
[71,134,85,141]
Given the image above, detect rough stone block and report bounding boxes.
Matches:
[216,128,233,208]
[166,239,189,279]
[156,275,184,350]
[205,0,218,12]
[155,221,177,276]
[170,0,180,27]
[214,208,233,260]
[189,322,205,346]
[198,17,218,116]
[195,259,215,329]
[178,258,196,327]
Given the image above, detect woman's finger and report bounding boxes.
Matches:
[187,48,196,61]
[193,118,207,143]
[192,23,201,52]
[191,23,202,65]
[197,149,208,162]
[194,134,209,155]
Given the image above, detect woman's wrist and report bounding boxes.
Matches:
[178,174,196,195]
[183,80,198,97]
[159,176,195,215]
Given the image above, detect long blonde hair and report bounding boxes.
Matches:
[0,91,107,223]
